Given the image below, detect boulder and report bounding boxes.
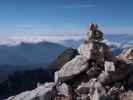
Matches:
[119,91,133,100]
[90,81,106,100]
[98,71,109,84]
[56,83,72,97]
[75,79,104,96]
[78,42,93,59]
[108,84,125,98]
[91,88,100,100]
[76,80,95,94]
[86,66,101,78]
[118,47,133,62]
[55,55,89,83]
[98,63,133,85]
[76,94,90,100]
[6,82,55,100]
[104,61,115,72]
[108,65,133,84]
[49,48,79,71]
[54,96,72,100]
[78,41,115,65]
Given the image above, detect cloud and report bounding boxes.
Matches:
[0,24,85,45]
[0,34,84,46]
[0,24,132,48]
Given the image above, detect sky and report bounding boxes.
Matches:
[0,0,133,36]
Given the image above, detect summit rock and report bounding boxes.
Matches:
[6,23,133,100]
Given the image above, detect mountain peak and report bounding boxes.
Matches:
[6,24,133,100]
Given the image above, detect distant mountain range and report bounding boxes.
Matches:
[60,34,133,49]
[0,41,66,82]
[0,33,132,82]
[0,34,133,49]
[0,41,65,65]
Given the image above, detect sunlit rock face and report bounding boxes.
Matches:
[55,55,89,83]
[48,48,79,72]
[78,41,115,64]
[6,24,133,100]
[6,82,55,100]
[118,47,133,62]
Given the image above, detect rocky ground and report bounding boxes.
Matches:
[6,39,133,100]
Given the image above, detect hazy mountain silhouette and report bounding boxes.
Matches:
[0,41,66,83]
[0,41,65,65]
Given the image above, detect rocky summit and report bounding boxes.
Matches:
[6,24,133,100]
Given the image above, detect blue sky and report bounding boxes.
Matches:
[0,0,133,36]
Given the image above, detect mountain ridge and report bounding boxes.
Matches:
[5,24,133,100]
[0,41,66,66]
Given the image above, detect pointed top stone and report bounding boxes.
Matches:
[85,22,104,42]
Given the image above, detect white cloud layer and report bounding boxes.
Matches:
[0,23,132,48]
[0,33,132,50]
[0,34,84,45]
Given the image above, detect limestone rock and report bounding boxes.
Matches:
[75,78,106,100]
[118,47,133,62]
[54,96,72,100]
[108,65,133,84]
[76,94,90,100]
[86,22,104,42]
[6,82,55,100]
[98,71,109,84]
[108,85,124,97]
[49,48,78,71]
[91,88,100,100]
[78,41,115,65]
[76,82,92,94]
[104,61,115,72]
[119,91,133,100]
[86,66,101,78]
[76,79,97,95]
[90,81,106,100]
[55,55,89,82]
[56,83,72,97]
[98,63,133,85]
[78,42,93,59]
